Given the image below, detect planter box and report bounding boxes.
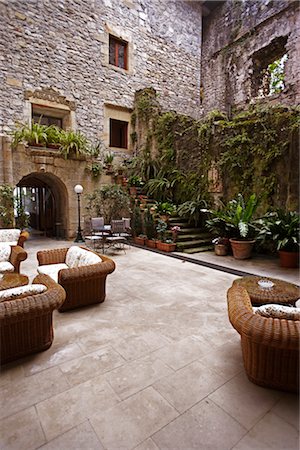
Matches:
[146,239,157,249]
[157,241,176,252]
[134,236,146,246]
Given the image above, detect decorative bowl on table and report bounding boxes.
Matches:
[258,279,274,289]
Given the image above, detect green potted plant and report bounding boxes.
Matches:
[59,130,88,159]
[156,219,176,252]
[144,206,157,248]
[11,122,48,148]
[128,175,144,197]
[205,213,233,256]
[132,205,146,245]
[104,152,114,172]
[155,201,176,222]
[206,193,259,259]
[257,210,299,268]
[46,125,62,149]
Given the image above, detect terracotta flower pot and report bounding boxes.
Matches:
[146,239,157,249]
[157,241,176,252]
[279,250,299,268]
[134,236,146,246]
[214,243,228,256]
[229,238,255,260]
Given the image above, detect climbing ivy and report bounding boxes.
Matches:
[0,184,14,227]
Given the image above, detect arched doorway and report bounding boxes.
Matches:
[17,172,69,238]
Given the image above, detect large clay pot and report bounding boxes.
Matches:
[279,250,299,268]
[229,239,255,260]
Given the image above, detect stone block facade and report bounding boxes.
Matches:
[201,0,300,114]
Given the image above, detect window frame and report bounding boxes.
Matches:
[109,35,128,70]
[109,118,128,149]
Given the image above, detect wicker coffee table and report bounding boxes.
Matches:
[0,273,29,291]
[233,276,300,306]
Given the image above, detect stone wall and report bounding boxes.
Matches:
[201,0,300,114]
[0,0,202,141]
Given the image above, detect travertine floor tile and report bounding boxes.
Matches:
[0,366,70,420]
[105,354,173,399]
[271,393,299,430]
[152,399,246,450]
[36,375,119,441]
[134,438,160,450]
[209,372,282,430]
[90,387,178,450]
[78,327,124,353]
[232,411,299,450]
[153,360,225,413]
[152,335,214,370]
[59,346,125,386]
[199,340,244,379]
[39,421,104,450]
[0,407,45,450]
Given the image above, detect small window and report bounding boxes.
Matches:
[109,35,128,70]
[251,36,288,98]
[109,119,128,149]
[32,113,63,128]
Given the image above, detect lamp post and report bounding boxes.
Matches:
[74,184,84,242]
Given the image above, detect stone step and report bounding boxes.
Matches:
[181,245,214,254]
[176,232,212,241]
[176,239,212,249]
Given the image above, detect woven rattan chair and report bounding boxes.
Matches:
[0,245,28,274]
[227,285,300,393]
[0,274,66,364]
[37,247,116,312]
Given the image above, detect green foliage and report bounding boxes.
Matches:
[14,197,30,230]
[156,218,168,242]
[59,130,88,159]
[256,210,299,252]
[206,193,259,239]
[177,195,208,227]
[46,125,61,145]
[11,121,48,147]
[268,54,287,95]
[144,206,156,240]
[0,184,14,227]
[86,162,103,178]
[132,205,143,237]
[155,201,176,216]
[135,87,159,122]
[128,175,144,187]
[85,185,130,223]
[104,151,114,165]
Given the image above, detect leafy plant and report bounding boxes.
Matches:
[132,205,143,237]
[85,185,130,223]
[86,162,103,178]
[156,219,168,242]
[155,201,176,216]
[205,193,259,240]
[59,130,88,159]
[128,175,144,187]
[46,125,62,145]
[14,197,30,230]
[0,184,14,227]
[144,206,156,240]
[11,121,48,148]
[104,151,114,165]
[177,195,208,227]
[256,210,299,252]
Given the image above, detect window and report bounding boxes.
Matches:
[31,104,70,130]
[110,119,128,149]
[109,35,128,70]
[32,113,62,128]
[251,36,288,98]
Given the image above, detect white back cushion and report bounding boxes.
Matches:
[0,244,11,262]
[0,261,14,273]
[66,246,82,268]
[77,248,102,267]
[0,229,20,243]
[0,284,47,302]
[253,304,300,321]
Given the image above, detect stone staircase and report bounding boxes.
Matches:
[168,217,213,254]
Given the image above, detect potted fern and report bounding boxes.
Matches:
[144,206,157,248]
[257,210,299,268]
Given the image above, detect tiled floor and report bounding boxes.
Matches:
[0,237,299,450]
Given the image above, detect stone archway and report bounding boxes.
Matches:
[17,172,69,238]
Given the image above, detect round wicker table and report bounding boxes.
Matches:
[233,276,300,306]
[0,273,29,291]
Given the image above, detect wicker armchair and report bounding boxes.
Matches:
[37,247,116,312]
[227,285,300,393]
[0,245,27,274]
[0,274,66,364]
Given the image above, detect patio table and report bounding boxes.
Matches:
[233,275,300,306]
[85,225,111,253]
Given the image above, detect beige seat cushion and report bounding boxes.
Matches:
[0,229,20,243]
[0,244,11,262]
[37,263,68,282]
[253,304,300,321]
[0,261,14,273]
[0,284,47,302]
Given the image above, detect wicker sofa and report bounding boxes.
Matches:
[37,246,116,312]
[0,229,29,247]
[0,274,66,364]
[0,245,27,274]
[227,285,300,392]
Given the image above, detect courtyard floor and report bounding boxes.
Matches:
[0,237,299,450]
